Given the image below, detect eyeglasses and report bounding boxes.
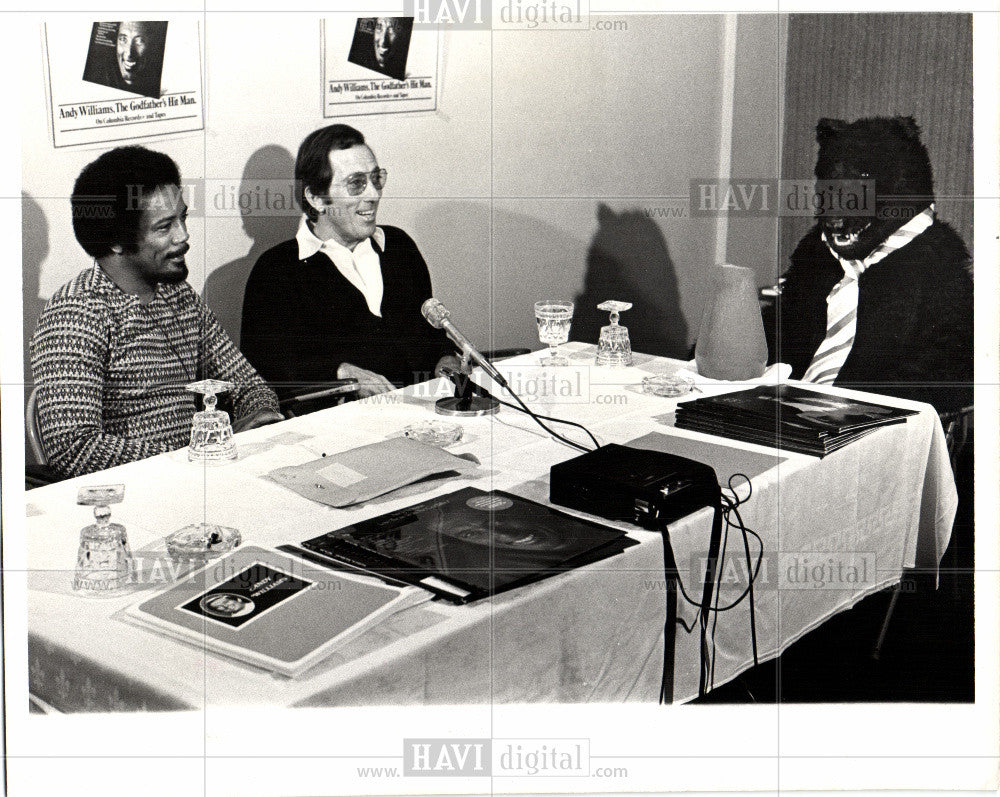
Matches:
[331,168,388,197]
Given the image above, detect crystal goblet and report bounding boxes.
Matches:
[534,300,574,367]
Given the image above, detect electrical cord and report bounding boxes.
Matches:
[453,374,601,453]
[457,354,763,697]
[656,472,764,698]
[709,475,762,689]
[493,395,601,451]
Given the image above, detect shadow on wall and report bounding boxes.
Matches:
[204,145,298,345]
[411,201,691,356]
[413,202,590,353]
[23,193,50,466]
[574,203,689,359]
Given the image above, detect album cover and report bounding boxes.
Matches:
[347,17,414,81]
[321,17,437,118]
[43,18,204,147]
[300,488,635,602]
[82,21,168,99]
[678,384,916,434]
[124,546,428,677]
[675,414,878,457]
[675,384,916,457]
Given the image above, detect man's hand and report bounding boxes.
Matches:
[336,362,396,398]
[232,408,284,433]
[434,354,463,378]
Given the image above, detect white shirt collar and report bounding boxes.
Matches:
[294,216,385,317]
[295,216,385,260]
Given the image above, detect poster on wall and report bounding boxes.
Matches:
[42,18,204,148]
[321,17,438,117]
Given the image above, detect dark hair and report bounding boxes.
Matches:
[116,20,168,52]
[71,146,181,259]
[295,124,367,221]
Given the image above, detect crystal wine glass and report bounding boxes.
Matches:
[187,379,237,463]
[534,300,574,366]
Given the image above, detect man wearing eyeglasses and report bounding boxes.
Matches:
[241,124,455,402]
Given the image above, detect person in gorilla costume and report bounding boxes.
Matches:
[764,116,973,413]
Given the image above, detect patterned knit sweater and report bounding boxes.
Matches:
[30,265,279,478]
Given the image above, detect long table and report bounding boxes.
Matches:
[24,344,957,709]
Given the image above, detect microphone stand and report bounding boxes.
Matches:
[435,354,500,417]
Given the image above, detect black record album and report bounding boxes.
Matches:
[297,487,635,603]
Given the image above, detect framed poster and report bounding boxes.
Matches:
[321,17,438,117]
[43,18,204,148]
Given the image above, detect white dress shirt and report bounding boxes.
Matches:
[295,216,386,317]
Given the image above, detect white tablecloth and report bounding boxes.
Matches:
[25,345,957,709]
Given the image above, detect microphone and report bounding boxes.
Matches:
[421,298,508,389]
[422,300,598,451]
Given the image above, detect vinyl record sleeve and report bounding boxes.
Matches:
[300,488,634,602]
[674,414,877,456]
[680,384,916,434]
[122,546,428,677]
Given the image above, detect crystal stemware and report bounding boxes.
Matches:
[534,300,574,366]
[595,300,633,367]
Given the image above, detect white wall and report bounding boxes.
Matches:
[22,13,777,392]
[726,14,786,286]
[490,16,726,356]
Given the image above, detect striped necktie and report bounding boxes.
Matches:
[802,205,935,385]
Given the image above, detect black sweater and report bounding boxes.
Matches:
[763,221,973,413]
[240,226,452,400]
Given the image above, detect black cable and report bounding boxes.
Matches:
[741,509,760,667]
[729,473,760,667]
[493,396,601,450]
[708,476,762,676]
[656,482,764,614]
[504,393,589,452]
[658,529,681,703]
[674,615,699,634]
[657,473,764,695]
[440,364,597,452]
[706,514,763,609]
[709,488,729,689]
[694,485,724,696]
[657,470,771,700]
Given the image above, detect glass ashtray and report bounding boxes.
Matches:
[165,523,241,562]
[642,374,696,398]
[403,420,464,446]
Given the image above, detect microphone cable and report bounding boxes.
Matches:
[458,375,600,452]
[493,395,600,451]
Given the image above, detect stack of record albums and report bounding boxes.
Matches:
[674,384,917,457]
